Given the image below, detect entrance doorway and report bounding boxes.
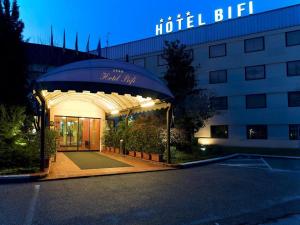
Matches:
[54,116,101,151]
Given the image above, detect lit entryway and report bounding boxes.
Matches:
[54,116,100,151]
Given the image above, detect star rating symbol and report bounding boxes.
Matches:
[160,18,164,23]
[168,16,172,21]
[177,14,182,19]
[186,11,191,17]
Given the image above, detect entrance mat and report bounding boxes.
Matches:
[64,152,132,170]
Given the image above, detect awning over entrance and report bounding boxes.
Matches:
[35,59,173,115]
[34,59,174,170]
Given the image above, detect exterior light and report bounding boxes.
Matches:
[141,101,155,108]
[200,145,206,151]
[41,90,47,97]
[111,110,120,115]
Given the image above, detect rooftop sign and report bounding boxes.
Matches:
[155,1,254,36]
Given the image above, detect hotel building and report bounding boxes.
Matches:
[99,4,300,149]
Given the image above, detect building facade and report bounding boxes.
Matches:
[100,4,300,148]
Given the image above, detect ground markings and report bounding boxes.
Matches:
[219,156,300,173]
[24,184,40,225]
[219,157,270,170]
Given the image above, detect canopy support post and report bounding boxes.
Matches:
[123,110,131,155]
[166,105,172,164]
[35,91,46,172]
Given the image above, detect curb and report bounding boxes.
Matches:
[40,167,176,182]
[178,154,240,168]
[0,158,52,184]
[0,170,48,184]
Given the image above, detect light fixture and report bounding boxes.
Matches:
[141,101,155,108]
[200,146,207,151]
[41,90,47,97]
[111,110,120,115]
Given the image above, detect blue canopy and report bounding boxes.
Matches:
[35,59,174,100]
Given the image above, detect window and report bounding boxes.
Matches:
[245,65,265,80]
[211,125,229,139]
[209,43,226,58]
[210,97,228,110]
[244,37,265,53]
[287,61,300,76]
[288,91,300,107]
[286,30,300,47]
[133,58,145,67]
[209,70,227,84]
[289,125,300,140]
[247,125,268,139]
[246,94,267,109]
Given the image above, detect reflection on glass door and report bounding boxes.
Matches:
[54,116,100,151]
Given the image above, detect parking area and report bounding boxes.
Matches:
[218,155,300,172]
[1,154,300,225]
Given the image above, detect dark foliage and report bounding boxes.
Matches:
[162,40,195,102]
[162,40,215,148]
[0,0,27,106]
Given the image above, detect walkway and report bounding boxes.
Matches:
[46,152,173,180]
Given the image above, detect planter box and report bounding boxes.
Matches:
[128,151,135,157]
[115,148,120,154]
[151,153,163,162]
[135,151,142,158]
[142,153,151,160]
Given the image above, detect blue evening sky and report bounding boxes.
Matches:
[18,0,300,51]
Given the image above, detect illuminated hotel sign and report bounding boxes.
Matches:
[155,1,254,36]
[100,69,137,86]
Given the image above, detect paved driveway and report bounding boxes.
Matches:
[1,158,300,225]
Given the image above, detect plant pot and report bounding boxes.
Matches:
[151,153,163,162]
[142,152,151,160]
[128,151,135,157]
[110,147,115,152]
[135,151,142,158]
[115,148,120,154]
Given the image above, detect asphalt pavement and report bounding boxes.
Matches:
[1,159,300,225]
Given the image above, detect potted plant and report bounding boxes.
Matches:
[142,151,151,160]
[150,151,163,162]
[126,125,143,158]
[103,127,115,153]
[115,147,120,154]
[142,144,151,160]
[135,151,142,158]
[149,127,164,162]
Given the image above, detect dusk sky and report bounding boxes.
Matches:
[18,0,300,51]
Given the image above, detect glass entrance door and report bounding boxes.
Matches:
[54,116,100,151]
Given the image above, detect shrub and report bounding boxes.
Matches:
[0,105,58,170]
[0,105,26,146]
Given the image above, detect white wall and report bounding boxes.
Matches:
[128,26,300,149]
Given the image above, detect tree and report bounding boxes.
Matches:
[0,0,27,106]
[162,40,215,148]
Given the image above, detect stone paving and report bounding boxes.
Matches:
[46,152,173,180]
